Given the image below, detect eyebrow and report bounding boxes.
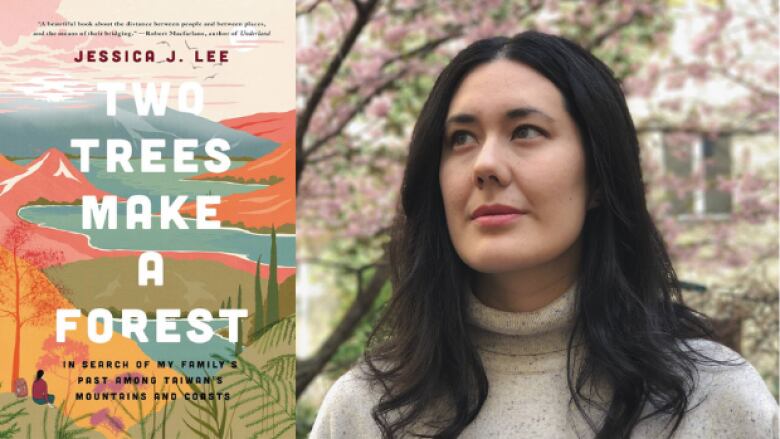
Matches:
[445,106,555,126]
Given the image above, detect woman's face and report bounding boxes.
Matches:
[439,59,590,279]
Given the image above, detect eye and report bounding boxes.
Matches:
[448,130,477,148]
[512,125,545,140]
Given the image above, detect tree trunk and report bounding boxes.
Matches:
[296,262,390,396]
[11,320,20,385]
[11,250,20,385]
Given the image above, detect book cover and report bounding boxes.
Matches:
[0,1,295,437]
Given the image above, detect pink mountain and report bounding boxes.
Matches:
[0,148,109,210]
[0,154,23,180]
[219,110,295,144]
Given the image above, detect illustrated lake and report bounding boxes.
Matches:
[15,158,293,265]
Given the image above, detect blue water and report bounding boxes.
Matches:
[14,158,294,266]
[16,158,266,211]
[18,205,294,266]
[84,159,266,210]
[110,318,236,378]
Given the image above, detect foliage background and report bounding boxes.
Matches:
[294,0,778,436]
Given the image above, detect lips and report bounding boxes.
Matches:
[471,204,526,219]
[471,204,527,227]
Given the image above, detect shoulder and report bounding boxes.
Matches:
[309,364,384,439]
[677,339,778,438]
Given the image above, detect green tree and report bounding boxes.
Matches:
[253,254,265,337]
[266,225,280,325]
[236,285,243,355]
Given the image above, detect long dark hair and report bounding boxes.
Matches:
[364,31,734,438]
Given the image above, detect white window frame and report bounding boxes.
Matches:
[664,134,732,222]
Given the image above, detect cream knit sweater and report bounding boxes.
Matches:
[310,283,778,438]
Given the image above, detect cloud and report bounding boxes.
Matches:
[22,71,65,78]
[35,88,67,94]
[153,75,196,80]
[58,65,96,73]
[52,52,76,62]
[7,59,59,69]
[56,103,95,109]
[0,0,63,47]
[94,76,133,81]
[11,47,47,56]
[11,82,43,88]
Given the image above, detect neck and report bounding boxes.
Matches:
[472,238,581,312]
[466,279,580,366]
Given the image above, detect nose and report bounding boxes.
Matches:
[473,136,510,188]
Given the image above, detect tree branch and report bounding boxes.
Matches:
[296,0,381,191]
[384,30,460,70]
[296,257,390,396]
[341,29,462,98]
[296,0,328,17]
[636,124,769,135]
[585,9,641,51]
[710,66,778,99]
[304,30,465,163]
[298,257,378,273]
[304,67,407,160]
[350,0,366,15]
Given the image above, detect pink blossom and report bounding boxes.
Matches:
[691,32,718,55]
[367,95,391,118]
[687,63,708,80]
[665,73,687,91]
[350,58,383,82]
[93,372,147,394]
[384,26,408,44]
[36,336,89,369]
[90,408,125,433]
[297,46,330,66]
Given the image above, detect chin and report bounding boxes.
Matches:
[461,251,545,274]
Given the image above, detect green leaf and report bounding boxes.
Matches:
[182,418,211,439]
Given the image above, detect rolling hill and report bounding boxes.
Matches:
[183,112,296,230]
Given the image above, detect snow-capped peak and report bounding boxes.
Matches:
[0,153,49,196]
[53,159,79,181]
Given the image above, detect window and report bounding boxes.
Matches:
[663,133,732,217]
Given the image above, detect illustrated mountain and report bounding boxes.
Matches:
[219,110,295,143]
[0,95,278,158]
[0,148,108,209]
[0,155,22,180]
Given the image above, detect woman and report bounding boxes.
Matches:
[32,369,55,408]
[310,32,777,438]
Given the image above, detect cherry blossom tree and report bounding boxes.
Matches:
[294,0,778,399]
[0,220,67,386]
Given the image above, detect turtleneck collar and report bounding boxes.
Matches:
[466,281,582,372]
